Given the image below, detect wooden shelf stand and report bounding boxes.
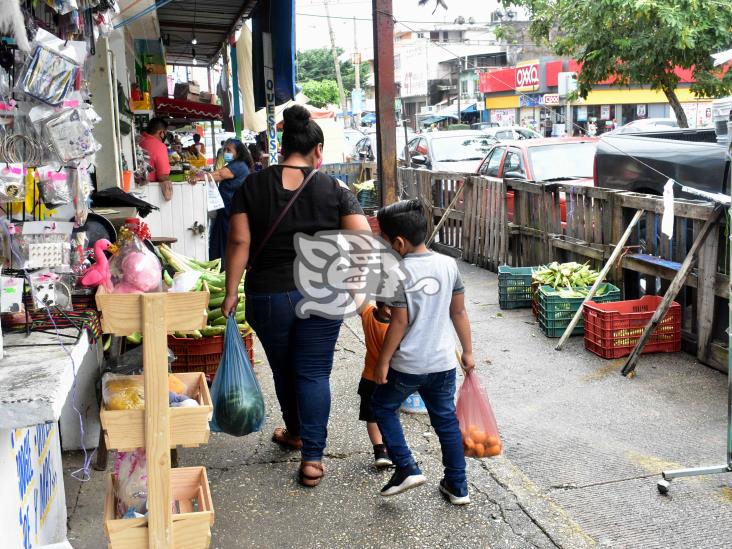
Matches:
[96,289,213,548]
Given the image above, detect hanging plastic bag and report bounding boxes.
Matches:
[456,371,502,458]
[210,315,265,436]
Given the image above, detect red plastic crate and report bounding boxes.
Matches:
[168,332,255,381]
[582,296,681,359]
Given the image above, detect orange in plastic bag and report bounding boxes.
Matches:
[456,371,502,458]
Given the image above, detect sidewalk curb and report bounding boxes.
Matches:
[480,456,597,549]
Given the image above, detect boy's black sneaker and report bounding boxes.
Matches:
[380,465,426,497]
[373,445,393,469]
[439,479,471,505]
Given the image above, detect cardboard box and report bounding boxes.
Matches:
[185,93,200,102]
[174,82,189,99]
[188,80,201,95]
[199,91,212,103]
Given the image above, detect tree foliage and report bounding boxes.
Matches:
[503,0,732,127]
[300,80,340,108]
[297,48,370,94]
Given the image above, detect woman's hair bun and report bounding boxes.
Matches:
[283,105,311,131]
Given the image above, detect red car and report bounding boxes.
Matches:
[475,137,598,222]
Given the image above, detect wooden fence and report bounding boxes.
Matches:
[397,167,730,374]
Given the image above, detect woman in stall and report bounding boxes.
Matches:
[222,105,369,488]
[193,139,254,267]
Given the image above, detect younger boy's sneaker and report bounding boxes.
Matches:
[439,479,471,505]
[373,445,393,469]
[380,465,427,497]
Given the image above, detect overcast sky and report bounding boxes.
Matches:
[295,0,504,57]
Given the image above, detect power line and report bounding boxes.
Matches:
[297,12,500,25]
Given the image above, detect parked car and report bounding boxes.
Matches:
[405,131,498,173]
[609,118,679,135]
[476,137,598,221]
[471,122,500,131]
[595,130,730,197]
[481,126,543,141]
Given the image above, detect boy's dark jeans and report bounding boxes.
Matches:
[372,368,467,491]
[246,290,342,462]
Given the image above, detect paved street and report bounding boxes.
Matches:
[65,260,730,548]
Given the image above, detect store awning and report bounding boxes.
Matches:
[419,114,459,126]
[153,97,224,122]
[157,0,259,66]
[461,103,478,113]
[361,112,377,124]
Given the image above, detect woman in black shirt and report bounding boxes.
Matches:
[223,106,369,487]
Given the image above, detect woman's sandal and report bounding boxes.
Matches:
[271,427,303,450]
[299,461,325,488]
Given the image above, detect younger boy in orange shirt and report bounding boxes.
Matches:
[359,301,393,468]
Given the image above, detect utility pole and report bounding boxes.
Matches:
[456,57,461,127]
[353,16,361,127]
[324,0,349,127]
[372,0,397,206]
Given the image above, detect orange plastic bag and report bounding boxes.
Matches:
[456,371,502,458]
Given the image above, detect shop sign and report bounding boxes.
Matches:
[492,109,517,126]
[519,94,542,108]
[2,424,66,548]
[600,105,611,120]
[515,61,540,92]
[542,94,561,106]
[637,104,647,118]
[576,106,588,122]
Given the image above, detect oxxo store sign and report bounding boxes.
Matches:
[515,61,540,92]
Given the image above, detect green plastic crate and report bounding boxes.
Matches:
[538,283,621,337]
[498,265,537,310]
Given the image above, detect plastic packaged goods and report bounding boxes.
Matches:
[42,106,101,162]
[38,166,72,208]
[114,449,148,518]
[0,163,25,202]
[108,226,162,294]
[17,30,87,106]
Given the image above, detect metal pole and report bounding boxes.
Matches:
[353,16,361,128]
[324,0,349,128]
[456,58,461,127]
[372,0,397,206]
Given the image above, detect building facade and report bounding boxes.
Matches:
[480,59,716,136]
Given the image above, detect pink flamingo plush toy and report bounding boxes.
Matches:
[81,239,112,291]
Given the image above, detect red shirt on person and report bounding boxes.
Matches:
[139,132,170,182]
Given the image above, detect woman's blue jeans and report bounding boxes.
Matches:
[246,290,342,461]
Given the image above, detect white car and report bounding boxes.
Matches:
[405,130,498,173]
[609,118,679,134]
[482,126,543,141]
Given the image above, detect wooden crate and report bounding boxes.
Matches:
[100,372,213,451]
[95,287,209,336]
[104,466,214,549]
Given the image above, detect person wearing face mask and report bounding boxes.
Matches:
[194,138,254,267]
[139,118,173,201]
[222,105,369,488]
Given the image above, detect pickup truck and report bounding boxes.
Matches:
[594,128,730,197]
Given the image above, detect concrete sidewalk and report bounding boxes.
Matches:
[64,261,730,548]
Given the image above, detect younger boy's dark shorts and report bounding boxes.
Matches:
[357,378,378,423]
